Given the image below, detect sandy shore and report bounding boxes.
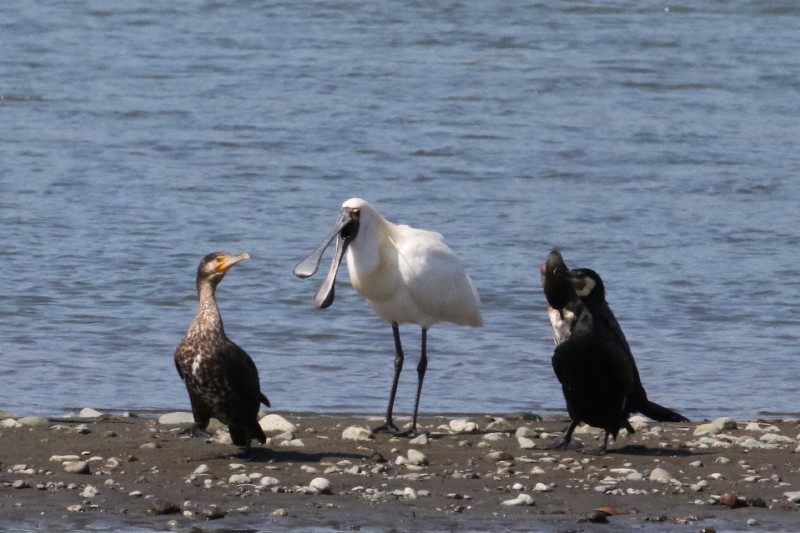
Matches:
[1,410,799,532]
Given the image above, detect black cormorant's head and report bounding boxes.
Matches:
[541,249,574,310]
[197,252,250,289]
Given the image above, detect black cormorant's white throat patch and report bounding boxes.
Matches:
[572,276,596,297]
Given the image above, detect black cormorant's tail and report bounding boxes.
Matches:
[639,401,689,423]
[260,392,271,408]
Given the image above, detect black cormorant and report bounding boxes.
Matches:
[174,252,269,450]
[540,249,687,453]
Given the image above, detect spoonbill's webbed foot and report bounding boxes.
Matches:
[371,420,401,434]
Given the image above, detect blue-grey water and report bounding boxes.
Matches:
[1,1,798,422]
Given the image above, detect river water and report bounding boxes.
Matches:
[1,1,798,421]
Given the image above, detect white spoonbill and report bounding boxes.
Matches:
[294,198,482,435]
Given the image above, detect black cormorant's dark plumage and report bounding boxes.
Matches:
[540,249,688,453]
[174,252,269,450]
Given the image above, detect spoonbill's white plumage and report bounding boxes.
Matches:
[294,198,482,435]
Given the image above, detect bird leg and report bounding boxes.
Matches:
[407,328,428,436]
[545,419,578,450]
[372,322,404,434]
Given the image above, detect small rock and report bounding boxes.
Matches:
[501,493,534,506]
[649,467,671,483]
[784,491,800,503]
[409,433,429,445]
[200,504,225,520]
[63,461,91,475]
[407,449,428,465]
[482,432,505,441]
[150,498,181,515]
[533,482,553,492]
[584,510,609,523]
[449,419,479,433]
[719,492,744,508]
[66,504,85,512]
[1,418,23,428]
[308,477,332,495]
[518,436,536,449]
[485,450,513,462]
[50,454,82,462]
[402,487,418,500]
[79,408,104,418]
[193,464,210,475]
[259,414,296,433]
[228,474,250,484]
[260,476,280,487]
[341,426,373,441]
[12,480,28,489]
[515,427,538,438]
[712,416,737,430]
[694,423,722,436]
[270,508,288,517]
[158,412,195,425]
[139,442,161,450]
[17,416,50,427]
[80,485,98,498]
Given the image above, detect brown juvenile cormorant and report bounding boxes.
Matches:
[540,249,687,453]
[174,252,270,451]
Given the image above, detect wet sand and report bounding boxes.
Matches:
[1,410,799,532]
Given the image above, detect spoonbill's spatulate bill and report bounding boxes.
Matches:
[295,198,482,435]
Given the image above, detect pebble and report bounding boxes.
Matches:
[402,487,418,500]
[193,464,210,475]
[784,491,800,503]
[449,419,478,433]
[713,416,737,430]
[515,427,538,439]
[63,461,91,475]
[649,467,671,483]
[308,477,332,495]
[341,426,373,441]
[17,416,50,427]
[485,450,513,462]
[260,476,280,487]
[12,480,27,489]
[79,408,104,418]
[228,474,250,484]
[200,504,226,520]
[150,498,181,515]
[80,485,98,498]
[66,504,85,512]
[270,508,288,517]
[157,412,195,425]
[407,449,428,465]
[279,438,305,447]
[518,436,536,449]
[139,442,161,450]
[501,493,534,506]
[409,433,429,445]
[259,414,296,433]
[482,432,505,441]
[694,423,722,436]
[1,419,24,428]
[533,482,553,492]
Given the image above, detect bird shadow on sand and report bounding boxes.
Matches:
[606,444,695,457]
[201,447,366,464]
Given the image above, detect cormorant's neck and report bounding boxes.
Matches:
[194,280,224,334]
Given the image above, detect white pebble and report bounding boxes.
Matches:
[259,414,296,433]
[649,467,671,483]
[501,493,534,506]
[308,477,332,495]
[341,426,373,441]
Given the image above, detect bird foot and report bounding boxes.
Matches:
[178,424,212,439]
[371,421,402,434]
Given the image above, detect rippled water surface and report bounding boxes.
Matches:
[1,1,798,420]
